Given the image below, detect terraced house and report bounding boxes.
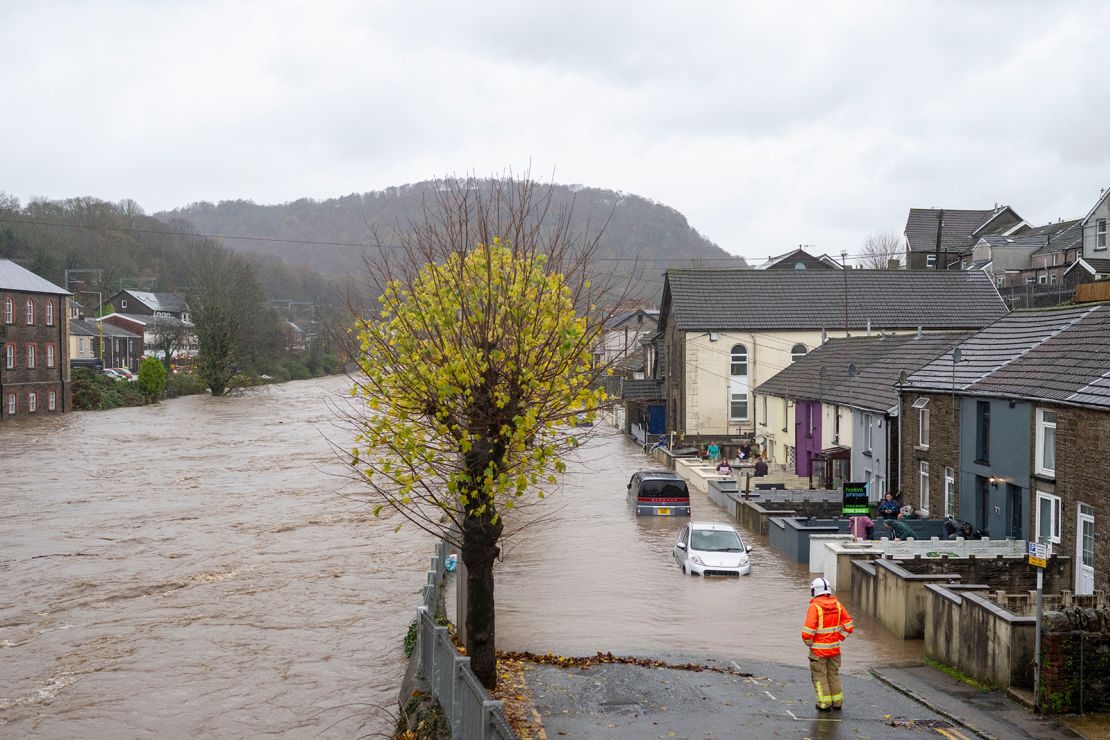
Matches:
[0,260,71,420]
[648,269,1007,456]
[898,302,1110,595]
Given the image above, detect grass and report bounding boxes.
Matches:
[924,656,993,691]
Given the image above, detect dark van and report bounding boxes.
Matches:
[627,470,691,516]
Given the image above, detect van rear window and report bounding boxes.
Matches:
[638,480,688,499]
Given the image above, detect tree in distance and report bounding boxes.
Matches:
[342,175,627,689]
[859,229,905,269]
[148,318,192,371]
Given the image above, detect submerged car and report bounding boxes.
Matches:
[674,521,752,576]
[627,470,691,516]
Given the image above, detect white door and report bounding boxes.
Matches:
[1077,504,1095,595]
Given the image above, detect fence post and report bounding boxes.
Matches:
[482,699,505,740]
[452,655,469,738]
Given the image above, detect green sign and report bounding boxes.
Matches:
[842,482,870,515]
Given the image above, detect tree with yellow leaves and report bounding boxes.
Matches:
[346,175,627,689]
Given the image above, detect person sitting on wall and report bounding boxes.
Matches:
[884,519,917,541]
[955,522,986,540]
[943,517,961,539]
[878,493,900,520]
[738,443,752,460]
[753,455,769,477]
[716,459,732,474]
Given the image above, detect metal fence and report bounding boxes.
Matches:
[414,540,517,739]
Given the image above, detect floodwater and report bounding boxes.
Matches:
[1,377,916,737]
[495,425,921,673]
[1,376,431,738]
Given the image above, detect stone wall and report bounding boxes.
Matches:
[1040,605,1110,714]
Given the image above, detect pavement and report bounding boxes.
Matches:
[524,655,1079,739]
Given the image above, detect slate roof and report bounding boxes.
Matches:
[1023,219,1083,257]
[69,318,100,337]
[107,312,193,329]
[904,207,1007,253]
[754,332,967,412]
[88,319,140,339]
[1067,259,1110,277]
[121,290,189,314]
[0,259,70,295]
[660,269,1007,332]
[905,304,1110,408]
[977,234,1047,249]
[620,378,666,401]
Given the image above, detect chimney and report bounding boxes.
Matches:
[867,319,872,336]
[917,326,923,338]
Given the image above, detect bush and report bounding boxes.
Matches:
[319,353,345,375]
[71,368,145,410]
[137,356,167,401]
[282,358,312,381]
[166,372,207,397]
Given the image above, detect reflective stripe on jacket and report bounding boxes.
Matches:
[801,595,854,656]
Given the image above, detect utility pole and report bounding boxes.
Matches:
[933,209,945,270]
[841,250,849,336]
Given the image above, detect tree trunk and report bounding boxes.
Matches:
[462,513,502,689]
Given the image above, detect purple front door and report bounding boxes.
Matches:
[795,400,822,477]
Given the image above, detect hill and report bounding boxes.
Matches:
[158,181,745,302]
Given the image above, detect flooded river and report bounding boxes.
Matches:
[1,376,916,737]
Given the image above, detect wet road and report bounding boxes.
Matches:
[496,425,920,673]
[1,378,916,738]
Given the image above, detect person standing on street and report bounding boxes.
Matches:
[801,577,854,711]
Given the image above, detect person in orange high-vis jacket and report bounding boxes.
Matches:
[801,577,854,711]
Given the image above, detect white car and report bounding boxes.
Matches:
[674,522,752,576]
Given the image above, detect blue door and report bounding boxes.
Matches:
[647,404,665,435]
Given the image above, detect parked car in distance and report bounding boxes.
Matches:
[99,368,125,380]
[627,470,691,516]
[111,368,136,381]
[674,521,752,576]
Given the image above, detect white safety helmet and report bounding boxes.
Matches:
[810,577,832,598]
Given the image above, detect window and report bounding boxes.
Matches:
[4,344,12,369]
[833,405,841,439]
[25,299,34,324]
[791,343,807,363]
[6,392,15,415]
[918,405,930,448]
[48,390,57,411]
[864,414,873,452]
[1036,408,1056,477]
[121,298,128,309]
[46,344,55,368]
[1097,218,1107,251]
[975,400,991,463]
[926,254,937,268]
[26,344,35,369]
[1036,491,1062,544]
[919,461,930,513]
[759,395,767,427]
[28,392,37,413]
[1049,273,1057,285]
[45,301,54,326]
[3,297,11,323]
[78,337,86,353]
[944,466,955,518]
[729,344,749,421]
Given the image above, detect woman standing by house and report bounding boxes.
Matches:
[878,493,900,520]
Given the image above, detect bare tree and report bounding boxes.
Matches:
[147,318,193,371]
[859,229,905,269]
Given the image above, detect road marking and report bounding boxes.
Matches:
[763,690,776,701]
[933,727,970,740]
[786,710,799,720]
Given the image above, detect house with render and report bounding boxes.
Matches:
[753,331,966,496]
[904,205,1027,270]
[898,302,1110,595]
[643,268,1008,457]
[0,260,71,420]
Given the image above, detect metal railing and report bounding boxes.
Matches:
[414,540,517,739]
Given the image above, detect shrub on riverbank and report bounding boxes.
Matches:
[166,372,207,397]
[71,368,145,410]
[137,357,167,402]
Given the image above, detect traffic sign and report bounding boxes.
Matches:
[1028,541,1050,568]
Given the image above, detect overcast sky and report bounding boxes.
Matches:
[2,1,1108,263]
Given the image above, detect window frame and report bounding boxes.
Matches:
[975,400,991,464]
[863,413,873,453]
[45,301,54,326]
[26,343,35,369]
[919,461,930,513]
[926,254,937,268]
[790,343,807,363]
[944,466,955,518]
[3,297,11,324]
[918,406,930,449]
[1036,490,1062,545]
[4,343,12,369]
[28,391,37,413]
[1097,218,1108,251]
[6,392,15,415]
[46,343,55,368]
[48,390,57,411]
[728,343,749,422]
[25,298,34,325]
[1035,407,1057,478]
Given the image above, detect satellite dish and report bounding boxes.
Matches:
[897,370,908,385]
[953,348,963,363]
[848,362,858,377]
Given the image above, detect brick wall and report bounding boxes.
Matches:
[901,391,960,516]
[1038,404,1110,594]
[897,553,1072,593]
[1041,608,1110,713]
[0,291,70,419]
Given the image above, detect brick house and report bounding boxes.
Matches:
[105,290,190,321]
[0,260,71,420]
[904,206,1027,270]
[899,303,1110,595]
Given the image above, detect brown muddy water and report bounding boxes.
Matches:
[1,378,917,737]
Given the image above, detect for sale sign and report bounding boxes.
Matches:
[842,482,870,515]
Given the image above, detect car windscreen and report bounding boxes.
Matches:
[637,479,688,499]
[690,529,744,552]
